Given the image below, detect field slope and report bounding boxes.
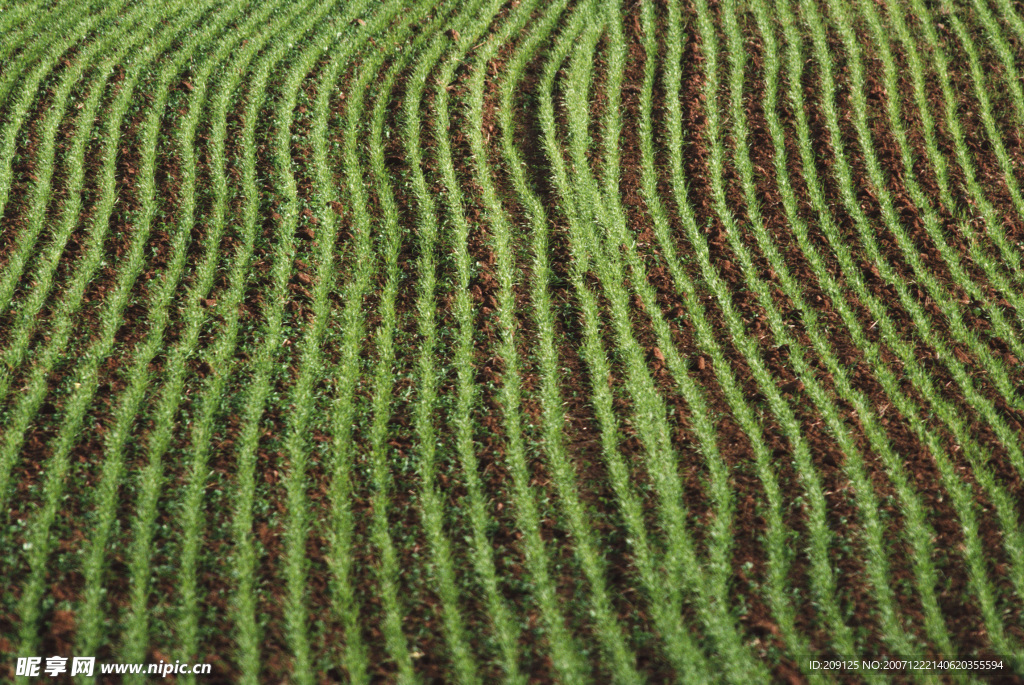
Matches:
[1,0,1024,681]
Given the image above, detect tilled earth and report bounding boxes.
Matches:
[1,0,1024,682]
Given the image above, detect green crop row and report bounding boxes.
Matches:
[73,2,289,676]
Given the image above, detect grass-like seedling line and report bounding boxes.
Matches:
[11,2,224,670]
[72,1,284,674]
[554,3,762,680]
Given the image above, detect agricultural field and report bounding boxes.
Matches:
[1,0,1024,681]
